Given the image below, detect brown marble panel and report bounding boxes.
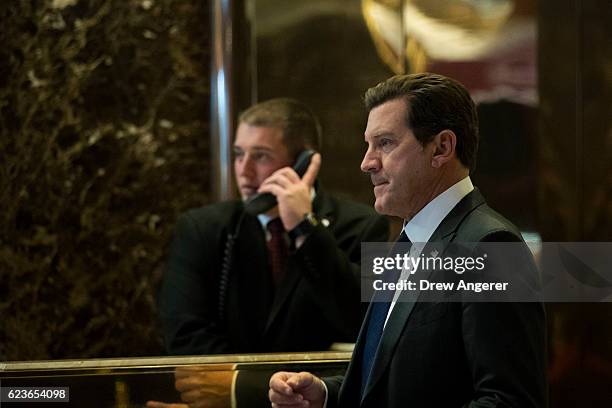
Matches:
[0,0,211,360]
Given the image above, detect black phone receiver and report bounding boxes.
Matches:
[243,149,317,215]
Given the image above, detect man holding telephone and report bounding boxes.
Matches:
[159,98,389,356]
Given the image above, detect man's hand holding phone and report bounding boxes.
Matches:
[257,152,321,231]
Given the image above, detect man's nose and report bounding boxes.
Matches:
[237,155,255,178]
[360,148,380,174]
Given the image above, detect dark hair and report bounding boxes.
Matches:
[364,73,479,172]
[238,98,322,159]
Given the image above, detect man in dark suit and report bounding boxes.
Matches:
[269,74,547,407]
[159,98,388,356]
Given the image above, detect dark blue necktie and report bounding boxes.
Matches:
[361,230,411,394]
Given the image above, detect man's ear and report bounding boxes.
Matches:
[431,130,457,168]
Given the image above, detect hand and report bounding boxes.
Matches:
[175,368,233,408]
[258,153,321,231]
[269,371,326,408]
[146,368,234,408]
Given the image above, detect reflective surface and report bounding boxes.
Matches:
[1,352,351,407]
[252,0,392,206]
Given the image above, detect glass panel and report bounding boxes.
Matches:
[252,0,392,205]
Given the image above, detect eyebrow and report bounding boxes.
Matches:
[365,132,396,141]
[232,145,276,153]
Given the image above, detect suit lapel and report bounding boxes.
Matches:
[361,246,431,402]
[427,188,486,243]
[230,214,274,344]
[360,189,486,402]
[263,260,302,332]
[337,298,374,406]
[263,189,336,334]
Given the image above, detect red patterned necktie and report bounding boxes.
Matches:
[267,218,288,287]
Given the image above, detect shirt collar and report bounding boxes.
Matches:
[403,176,474,243]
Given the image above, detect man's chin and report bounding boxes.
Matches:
[373,198,386,215]
[374,196,398,217]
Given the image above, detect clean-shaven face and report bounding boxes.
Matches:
[233,123,292,200]
[360,97,437,219]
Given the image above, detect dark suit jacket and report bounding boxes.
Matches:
[325,189,547,408]
[159,189,389,355]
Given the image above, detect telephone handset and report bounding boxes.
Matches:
[243,149,317,215]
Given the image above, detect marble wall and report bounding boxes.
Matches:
[0,0,211,360]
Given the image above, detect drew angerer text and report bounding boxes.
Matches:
[373,279,509,293]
